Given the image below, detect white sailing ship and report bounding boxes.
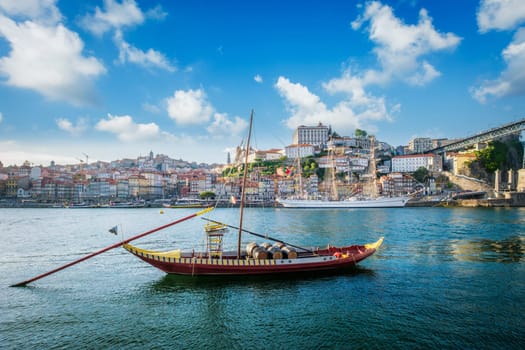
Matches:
[277,136,409,208]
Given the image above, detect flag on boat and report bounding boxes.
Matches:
[109,226,118,235]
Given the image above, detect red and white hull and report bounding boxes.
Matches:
[123,238,383,276]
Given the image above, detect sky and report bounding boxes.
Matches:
[1,0,525,167]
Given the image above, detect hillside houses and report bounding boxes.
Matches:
[1,123,487,205]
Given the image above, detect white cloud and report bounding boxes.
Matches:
[0,0,61,24]
[0,136,232,166]
[0,140,79,166]
[146,5,168,21]
[472,1,525,102]
[351,2,460,86]
[0,112,3,124]
[471,27,525,102]
[477,0,525,32]
[254,74,263,83]
[80,0,144,36]
[56,117,87,136]
[80,1,174,72]
[406,60,441,86]
[0,15,106,106]
[166,89,214,125]
[114,30,175,71]
[95,113,161,141]
[143,102,161,114]
[275,76,395,134]
[207,113,248,137]
[275,2,457,138]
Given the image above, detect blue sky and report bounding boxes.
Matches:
[1,0,525,166]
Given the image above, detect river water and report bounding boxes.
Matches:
[1,207,524,349]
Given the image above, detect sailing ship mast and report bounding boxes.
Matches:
[369,136,378,198]
[237,110,254,258]
[329,147,339,201]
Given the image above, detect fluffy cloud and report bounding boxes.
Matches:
[166,89,214,125]
[275,2,457,135]
[95,114,160,141]
[471,1,525,102]
[254,74,263,83]
[477,0,525,32]
[0,15,106,106]
[471,28,525,102]
[80,0,144,36]
[80,0,174,72]
[0,0,61,24]
[207,113,248,137]
[275,76,396,134]
[56,117,87,136]
[114,30,175,71]
[351,1,461,86]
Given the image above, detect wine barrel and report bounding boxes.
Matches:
[282,246,298,259]
[261,242,272,250]
[268,246,283,259]
[246,242,258,257]
[252,246,268,259]
[272,242,285,249]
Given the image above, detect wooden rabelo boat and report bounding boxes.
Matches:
[123,237,383,276]
[123,111,384,277]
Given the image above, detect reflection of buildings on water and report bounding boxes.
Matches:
[450,237,525,263]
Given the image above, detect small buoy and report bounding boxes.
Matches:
[160,210,164,214]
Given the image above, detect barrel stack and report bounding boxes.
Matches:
[245,242,296,260]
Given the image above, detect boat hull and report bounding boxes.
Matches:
[123,239,382,276]
[277,197,408,208]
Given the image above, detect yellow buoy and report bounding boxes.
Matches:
[160,210,164,214]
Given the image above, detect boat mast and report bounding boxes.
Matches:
[369,135,378,198]
[237,110,254,258]
[296,155,304,199]
[330,148,338,200]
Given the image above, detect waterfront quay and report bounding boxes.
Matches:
[4,193,525,208]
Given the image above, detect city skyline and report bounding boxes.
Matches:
[1,0,525,167]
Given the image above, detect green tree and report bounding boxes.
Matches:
[474,141,507,173]
[301,157,318,178]
[355,129,368,138]
[413,166,429,183]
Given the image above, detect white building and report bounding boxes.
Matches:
[391,154,442,173]
[293,123,329,147]
[285,144,315,159]
[247,149,283,163]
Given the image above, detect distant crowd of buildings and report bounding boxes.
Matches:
[0,123,485,204]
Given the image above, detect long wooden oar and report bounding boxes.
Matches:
[201,217,313,253]
[11,207,213,287]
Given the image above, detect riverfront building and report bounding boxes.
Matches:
[391,154,443,173]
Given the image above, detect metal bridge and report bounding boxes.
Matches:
[429,117,525,154]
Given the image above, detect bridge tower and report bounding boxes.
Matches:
[519,141,525,191]
[522,141,525,169]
